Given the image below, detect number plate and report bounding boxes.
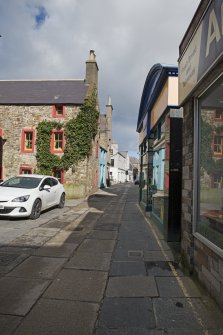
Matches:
[0,205,4,209]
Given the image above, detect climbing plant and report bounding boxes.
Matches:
[62,90,99,170]
[35,90,99,174]
[36,120,62,175]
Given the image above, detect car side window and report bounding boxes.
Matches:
[51,178,58,187]
[40,178,52,189]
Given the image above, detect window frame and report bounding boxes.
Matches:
[51,129,65,153]
[52,105,65,118]
[21,129,35,153]
[19,165,33,174]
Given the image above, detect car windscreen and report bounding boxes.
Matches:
[0,176,42,189]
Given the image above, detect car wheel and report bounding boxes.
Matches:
[58,193,65,208]
[29,199,42,220]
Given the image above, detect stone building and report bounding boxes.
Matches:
[179,0,223,307]
[0,50,100,198]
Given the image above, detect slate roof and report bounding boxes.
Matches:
[0,80,88,105]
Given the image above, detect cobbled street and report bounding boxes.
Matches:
[0,183,223,335]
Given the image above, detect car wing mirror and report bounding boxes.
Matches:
[43,185,51,191]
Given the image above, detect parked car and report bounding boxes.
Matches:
[0,174,65,219]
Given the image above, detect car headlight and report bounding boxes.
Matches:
[12,195,30,202]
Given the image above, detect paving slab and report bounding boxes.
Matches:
[65,251,112,271]
[153,297,220,331]
[11,234,51,248]
[62,232,85,244]
[95,327,156,335]
[144,250,174,262]
[0,252,29,274]
[116,239,160,251]
[0,314,22,335]
[0,277,50,315]
[31,242,78,258]
[7,256,66,279]
[112,247,144,261]
[94,224,119,231]
[110,261,147,276]
[13,298,99,335]
[97,297,155,329]
[106,276,158,297]
[44,269,107,302]
[87,230,118,240]
[77,238,116,253]
[156,276,203,297]
[145,261,184,277]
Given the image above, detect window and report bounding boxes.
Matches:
[52,105,65,118]
[20,165,32,174]
[111,159,114,167]
[51,130,64,153]
[53,169,64,183]
[21,129,35,153]
[214,110,223,121]
[213,135,223,155]
[197,76,223,250]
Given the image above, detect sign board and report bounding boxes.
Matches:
[179,0,223,104]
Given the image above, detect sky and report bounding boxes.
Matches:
[0,0,201,158]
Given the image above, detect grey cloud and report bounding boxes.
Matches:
[0,0,200,156]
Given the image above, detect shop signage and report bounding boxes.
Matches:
[179,0,223,104]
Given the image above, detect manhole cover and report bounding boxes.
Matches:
[0,253,19,266]
[128,250,143,257]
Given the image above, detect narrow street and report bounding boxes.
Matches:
[0,183,223,334]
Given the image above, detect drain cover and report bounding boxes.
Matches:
[128,250,143,257]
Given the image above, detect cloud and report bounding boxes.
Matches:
[0,0,200,154]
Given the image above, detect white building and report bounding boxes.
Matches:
[110,143,132,184]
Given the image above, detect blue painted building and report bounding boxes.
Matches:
[98,147,107,188]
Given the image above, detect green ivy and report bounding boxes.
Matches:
[36,90,99,174]
[62,90,99,170]
[36,120,62,175]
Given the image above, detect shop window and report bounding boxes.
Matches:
[52,105,65,118]
[51,130,64,153]
[21,129,35,153]
[197,77,223,250]
[20,165,32,174]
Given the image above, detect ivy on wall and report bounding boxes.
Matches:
[36,121,62,175]
[36,90,99,175]
[62,90,99,170]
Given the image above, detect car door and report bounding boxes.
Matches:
[40,177,55,209]
[49,177,60,206]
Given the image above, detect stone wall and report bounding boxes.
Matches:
[0,104,98,198]
[181,99,194,268]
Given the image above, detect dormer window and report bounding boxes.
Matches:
[52,105,65,118]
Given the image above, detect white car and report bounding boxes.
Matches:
[0,174,65,220]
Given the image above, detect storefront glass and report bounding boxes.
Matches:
[197,77,223,249]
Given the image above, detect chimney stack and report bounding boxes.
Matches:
[85,50,99,91]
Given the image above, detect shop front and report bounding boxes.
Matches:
[179,0,223,307]
[137,64,182,242]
